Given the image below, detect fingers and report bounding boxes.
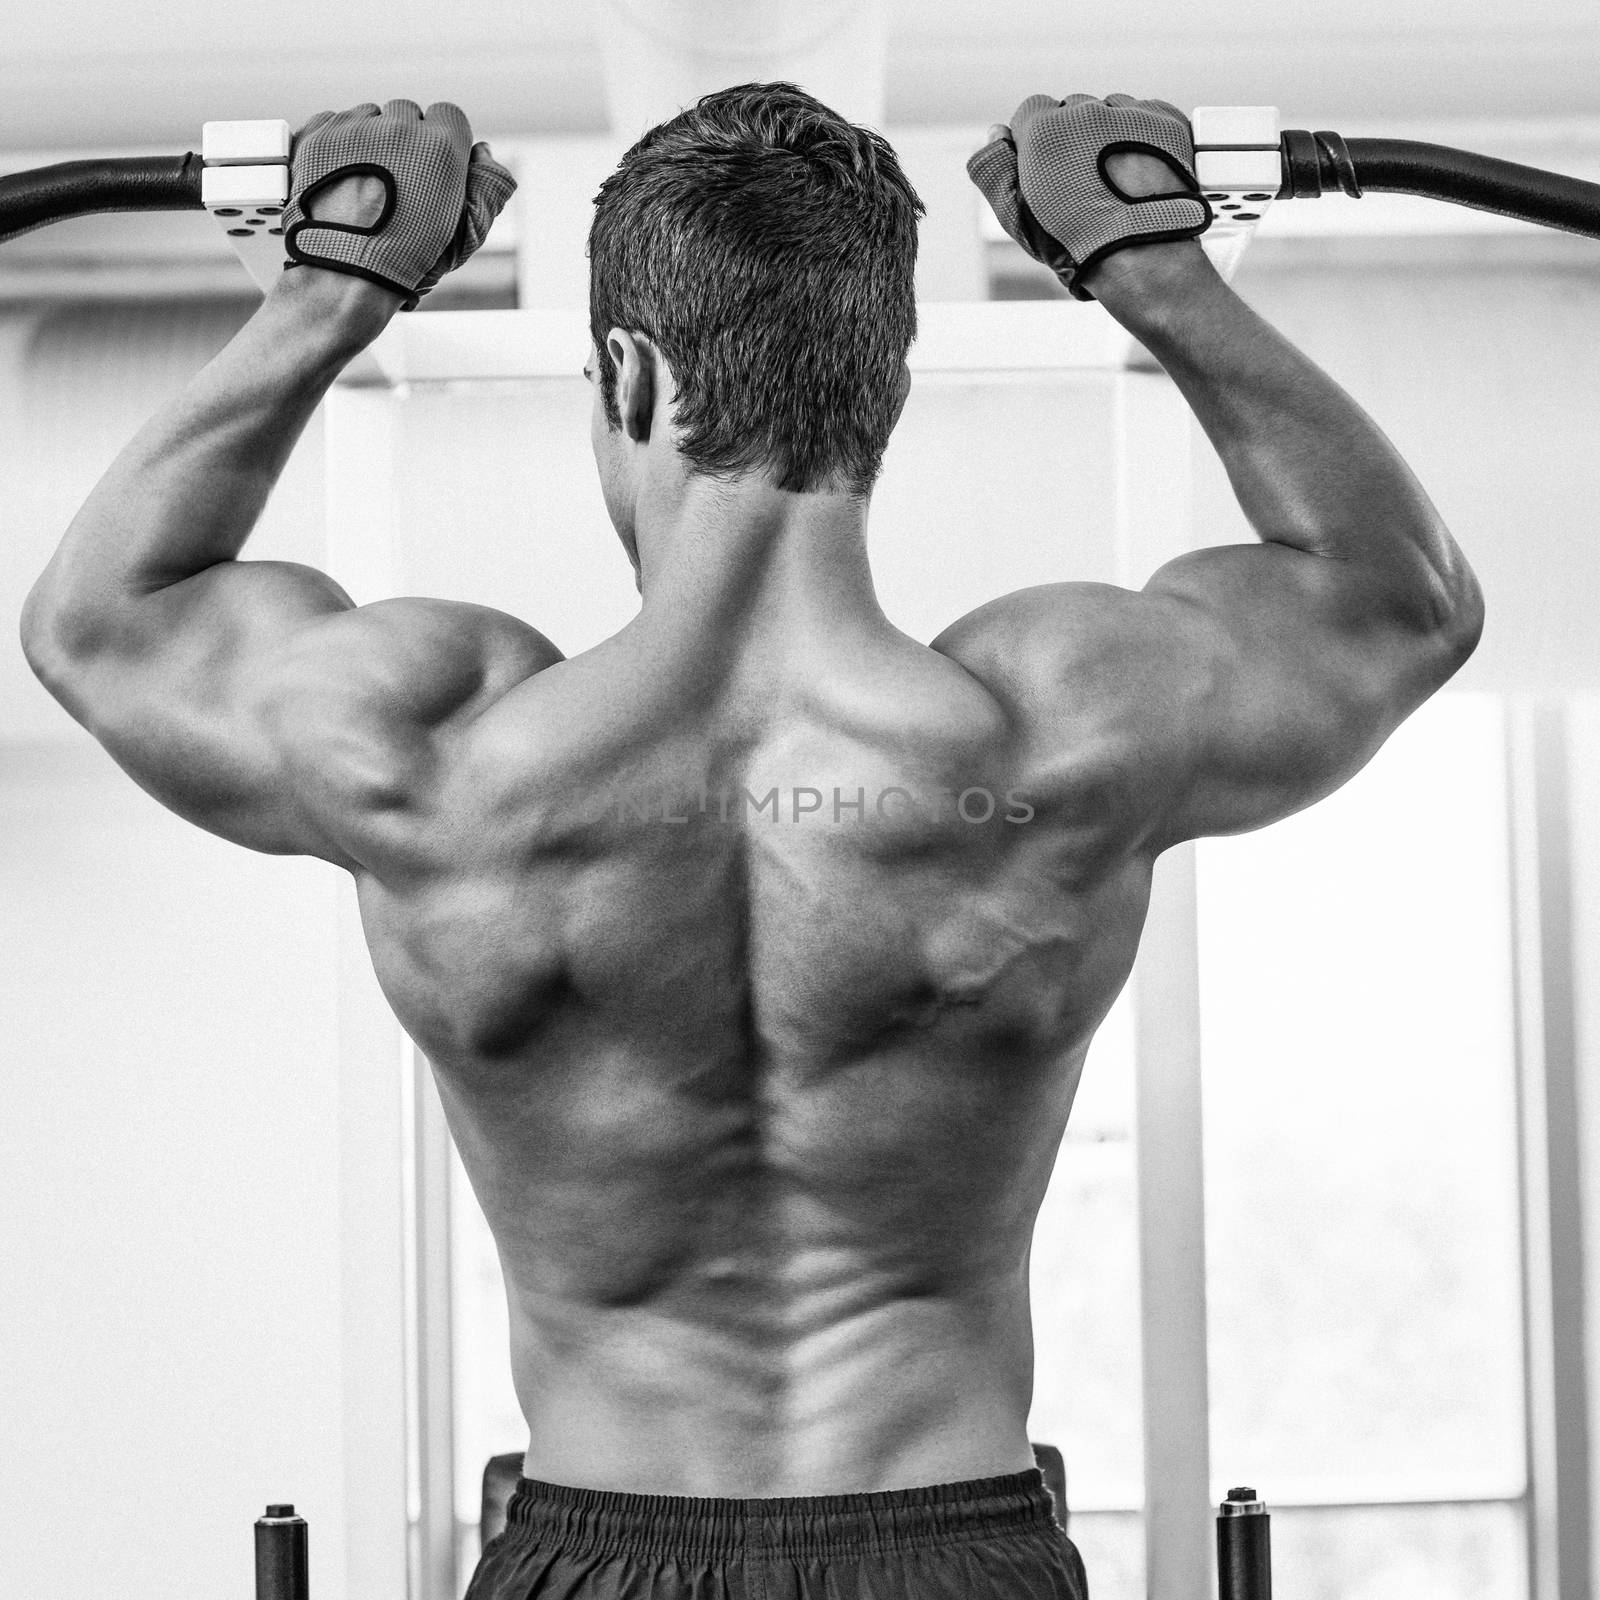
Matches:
[414,138,517,294]
[470,140,514,179]
[307,99,476,139]
[1004,93,1188,122]
[296,103,379,145]
[1008,93,1061,141]
[1104,91,1189,126]
[310,99,475,142]
[423,101,473,145]
[464,142,518,222]
[468,167,517,216]
[965,134,1026,247]
[967,134,1018,190]
[291,110,338,145]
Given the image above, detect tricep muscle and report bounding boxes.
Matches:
[1142,541,1468,843]
[28,559,562,870]
[940,544,1468,857]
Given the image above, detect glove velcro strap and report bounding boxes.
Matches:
[283,162,420,308]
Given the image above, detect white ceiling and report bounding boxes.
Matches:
[5,0,1599,155]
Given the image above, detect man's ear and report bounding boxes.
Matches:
[889,361,912,430]
[606,329,657,444]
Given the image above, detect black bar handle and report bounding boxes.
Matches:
[1217,1486,1272,1600]
[9,124,1600,260]
[255,1503,310,1600]
[0,153,203,246]
[1280,128,1600,241]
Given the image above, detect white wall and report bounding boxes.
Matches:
[0,745,347,1598]
[0,302,377,1600]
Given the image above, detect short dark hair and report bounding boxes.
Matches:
[588,82,925,498]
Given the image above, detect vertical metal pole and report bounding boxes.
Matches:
[1132,844,1214,1600]
[327,381,461,1598]
[333,875,412,1600]
[1114,371,1214,1600]
[1508,699,1591,1600]
[418,1068,459,1599]
[324,383,420,1600]
[401,1048,459,1599]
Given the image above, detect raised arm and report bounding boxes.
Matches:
[1090,228,1482,842]
[963,99,1483,847]
[19,104,544,871]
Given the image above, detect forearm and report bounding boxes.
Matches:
[27,268,399,628]
[1090,243,1481,631]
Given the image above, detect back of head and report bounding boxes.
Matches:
[589,82,925,499]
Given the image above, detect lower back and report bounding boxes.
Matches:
[430,980,1104,1494]
[508,1271,1045,1495]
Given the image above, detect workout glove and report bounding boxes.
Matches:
[967,94,1210,300]
[283,100,516,310]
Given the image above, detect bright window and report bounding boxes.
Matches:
[1199,692,1527,1599]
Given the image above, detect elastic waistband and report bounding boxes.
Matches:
[502,1468,1059,1560]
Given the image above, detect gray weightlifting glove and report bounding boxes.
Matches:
[967,93,1211,300]
[283,100,516,310]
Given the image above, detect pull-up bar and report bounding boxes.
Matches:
[5,108,1599,294]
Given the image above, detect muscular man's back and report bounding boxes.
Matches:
[343,600,1159,1494]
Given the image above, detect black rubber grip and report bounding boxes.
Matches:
[0,153,203,245]
[1347,138,1600,238]
[1280,130,1600,240]
[1280,128,1362,199]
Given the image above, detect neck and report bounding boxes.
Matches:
[632,468,886,641]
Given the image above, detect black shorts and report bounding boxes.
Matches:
[464,1468,1089,1599]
